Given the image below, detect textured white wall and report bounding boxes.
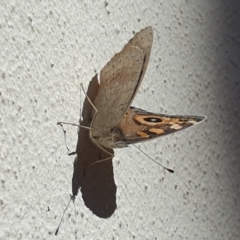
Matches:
[1,0,239,239]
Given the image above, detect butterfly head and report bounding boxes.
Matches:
[90,128,128,149]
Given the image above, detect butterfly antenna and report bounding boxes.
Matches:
[55,195,75,235]
[131,144,174,173]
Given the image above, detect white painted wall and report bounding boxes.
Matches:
[1,0,239,239]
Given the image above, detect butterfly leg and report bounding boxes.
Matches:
[57,83,98,130]
[57,121,91,130]
[57,121,92,155]
[84,155,114,176]
[80,83,98,114]
[57,122,77,155]
[84,144,115,176]
[79,83,100,135]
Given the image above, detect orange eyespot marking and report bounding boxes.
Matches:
[134,115,163,126]
[170,124,183,130]
[136,131,150,138]
[148,128,165,134]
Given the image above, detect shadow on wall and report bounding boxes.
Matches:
[214,1,240,174]
[72,74,117,218]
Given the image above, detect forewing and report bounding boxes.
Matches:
[123,26,153,93]
[117,107,206,144]
[92,46,144,131]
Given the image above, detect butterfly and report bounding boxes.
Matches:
[59,26,206,219]
[83,26,205,153]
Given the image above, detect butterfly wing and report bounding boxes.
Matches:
[122,26,153,95]
[91,27,153,143]
[115,107,206,145]
[92,46,144,132]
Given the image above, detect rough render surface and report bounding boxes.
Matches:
[1,1,240,239]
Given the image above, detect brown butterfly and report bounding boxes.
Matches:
[56,27,206,231]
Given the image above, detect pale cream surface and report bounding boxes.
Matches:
[1,1,239,240]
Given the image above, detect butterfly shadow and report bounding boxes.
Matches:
[72,74,117,218]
